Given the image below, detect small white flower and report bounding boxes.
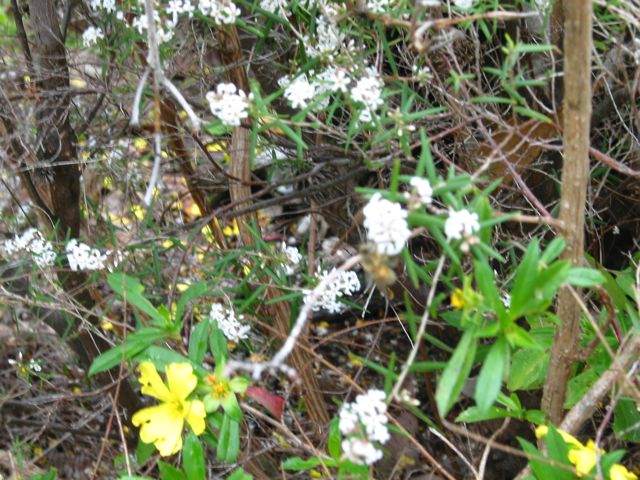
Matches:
[409,177,433,205]
[501,293,511,309]
[453,0,474,9]
[209,303,250,342]
[304,269,360,314]
[342,438,383,465]
[612,225,620,235]
[259,0,283,12]
[65,239,108,271]
[283,75,316,109]
[281,242,302,275]
[363,194,411,256]
[351,69,384,123]
[444,208,480,241]
[339,389,389,465]
[2,228,56,267]
[82,26,104,47]
[366,0,391,13]
[316,67,351,93]
[206,83,251,126]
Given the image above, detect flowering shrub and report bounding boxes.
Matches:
[2,0,640,478]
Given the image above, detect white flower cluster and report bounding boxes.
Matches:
[65,239,108,271]
[2,228,56,267]
[206,83,252,126]
[281,242,303,275]
[259,0,282,13]
[132,9,175,43]
[339,389,390,465]
[304,269,360,314]
[409,176,433,205]
[444,208,480,241]
[198,0,241,24]
[363,194,411,256]
[167,0,195,24]
[366,0,392,13]
[283,75,316,109]
[89,0,116,13]
[351,68,384,123]
[82,26,104,47]
[281,67,352,111]
[304,10,342,60]
[453,0,474,9]
[209,303,250,342]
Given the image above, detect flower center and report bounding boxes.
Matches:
[205,373,230,399]
[212,381,230,399]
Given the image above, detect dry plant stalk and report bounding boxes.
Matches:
[215,26,330,425]
[542,0,593,424]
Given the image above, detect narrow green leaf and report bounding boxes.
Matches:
[282,457,321,471]
[474,337,508,412]
[158,462,187,480]
[188,320,210,365]
[565,268,606,287]
[183,432,205,480]
[435,330,477,417]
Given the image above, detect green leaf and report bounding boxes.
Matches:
[158,462,187,480]
[107,273,167,326]
[136,439,156,466]
[221,392,242,422]
[614,397,640,442]
[565,268,606,287]
[217,415,240,463]
[189,320,210,365]
[435,330,477,417]
[88,328,165,376]
[517,438,558,480]
[540,237,565,264]
[474,337,508,413]
[328,418,341,459]
[543,427,574,480]
[456,406,510,423]
[508,348,548,391]
[227,468,253,480]
[175,281,210,324]
[282,457,322,471]
[565,368,600,409]
[509,240,540,319]
[209,326,228,365]
[183,432,205,480]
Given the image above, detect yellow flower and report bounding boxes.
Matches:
[132,362,206,456]
[451,288,464,309]
[610,464,638,480]
[535,425,582,448]
[568,440,603,476]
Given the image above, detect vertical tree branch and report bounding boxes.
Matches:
[215,26,330,425]
[541,0,592,424]
[26,0,141,420]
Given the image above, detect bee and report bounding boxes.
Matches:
[359,243,397,298]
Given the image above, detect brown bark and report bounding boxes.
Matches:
[541,0,592,424]
[23,0,141,420]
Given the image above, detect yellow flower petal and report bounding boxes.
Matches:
[451,288,464,309]
[567,441,603,476]
[610,464,638,480]
[138,362,173,402]
[165,363,197,401]
[535,425,582,448]
[184,400,206,435]
[132,403,184,456]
